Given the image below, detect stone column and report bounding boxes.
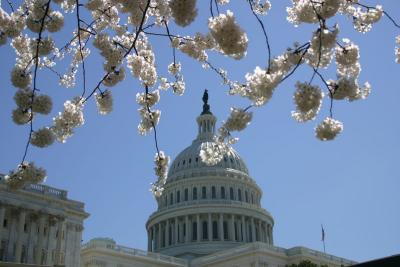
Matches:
[174,218,178,244]
[241,216,246,242]
[147,228,152,251]
[0,205,5,242]
[269,225,274,244]
[230,214,235,241]
[258,220,262,242]
[219,213,224,241]
[251,217,256,242]
[185,216,189,243]
[15,209,26,262]
[35,213,46,264]
[152,227,155,251]
[196,214,200,242]
[208,213,212,241]
[158,223,162,249]
[54,217,64,265]
[166,220,170,246]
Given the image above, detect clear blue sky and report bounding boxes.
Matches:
[0,1,399,263]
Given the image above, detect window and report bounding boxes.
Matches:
[221,187,226,199]
[212,221,218,239]
[193,187,197,200]
[24,223,27,233]
[3,219,7,228]
[230,187,234,200]
[238,189,242,201]
[170,193,173,205]
[184,188,188,201]
[202,222,208,239]
[211,186,216,199]
[202,186,207,199]
[192,222,197,240]
[245,191,249,202]
[177,191,180,203]
[251,193,254,204]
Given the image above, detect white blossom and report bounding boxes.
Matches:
[336,39,360,78]
[208,11,248,59]
[14,89,33,110]
[11,67,32,89]
[95,90,113,115]
[31,127,55,148]
[199,141,227,166]
[138,108,161,135]
[251,0,271,15]
[224,108,253,132]
[12,108,32,125]
[240,66,282,106]
[32,94,52,114]
[154,151,169,180]
[52,98,85,143]
[292,82,324,122]
[172,81,185,95]
[287,0,342,26]
[315,117,343,141]
[168,62,181,75]
[5,162,47,190]
[351,5,383,33]
[136,90,160,107]
[306,25,339,68]
[46,11,64,32]
[169,0,197,27]
[329,77,370,101]
[103,67,126,87]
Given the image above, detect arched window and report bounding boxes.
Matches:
[202,186,207,199]
[212,221,218,239]
[245,191,249,202]
[251,193,254,204]
[238,189,242,201]
[230,187,234,200]
[212,186,216,199]
[184,188,188,201]
[221,187,226,199]
[177,190,180,203]
[193,187,197,200]
[170,193,174,205]
[202,222,208,239]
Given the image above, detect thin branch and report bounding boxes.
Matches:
[21,0,51,164]
[76,0,87,98]
[6,0,14,12]
[248,0,272,72]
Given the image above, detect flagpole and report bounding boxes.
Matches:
[321,224,326,253]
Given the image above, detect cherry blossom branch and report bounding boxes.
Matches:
[145,85,160,155]
[355,2,400,29]
[6,0,14,12]
[21,0,51,164]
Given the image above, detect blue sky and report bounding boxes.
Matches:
[0,0,399,263]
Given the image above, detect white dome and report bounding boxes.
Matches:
[167,140,249,181]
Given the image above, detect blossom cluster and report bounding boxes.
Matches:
[5,162,47,190]
[292,82,324,122]
[150,151,169,197]
[95,90,113,115]
[315,117,343,141]
[208,11,248,60]
[52,98,85,143]
[136,90,161,135]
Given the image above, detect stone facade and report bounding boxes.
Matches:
[0,174,89,267]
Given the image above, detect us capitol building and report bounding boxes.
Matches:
[0,93,356,267]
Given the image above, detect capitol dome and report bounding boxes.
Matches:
[146,91,274,260]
